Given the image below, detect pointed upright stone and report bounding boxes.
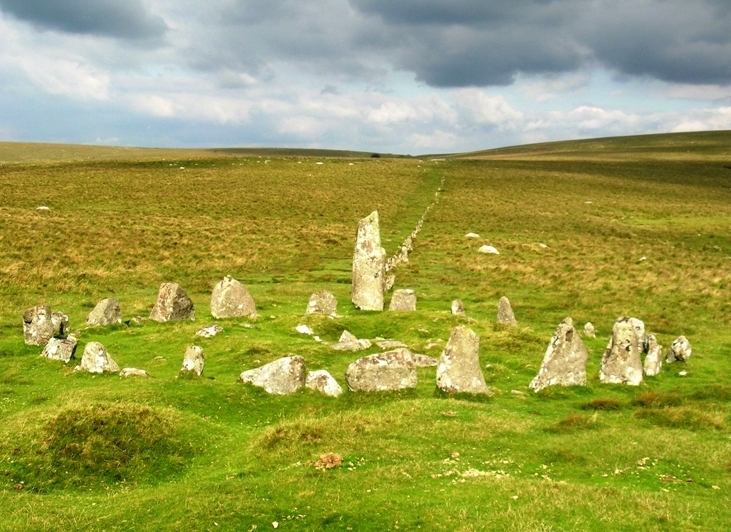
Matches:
[436,326,490,394]
[150,283,195,322]
[529,317,588,392]
[77,342,120,374]
[599,317,644,385]
[644,334,664,376]
[351,211,386,311]
[210,275,257,319]
[86,298,122,326]
[497,296,517,325]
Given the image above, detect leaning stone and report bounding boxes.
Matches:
[389,289,417,311]
[529,317,588,392]
[150,283,195,322]
[239,356,306,395]
[306,370,343,397]
[305,291,338,316]
[583,322,596,338]
[196,324,223,338]
[41,335,78,363]
[23,305,55,346]
[599,317,644,385]
[86,298,122,326]
[331,330,372,351]
[436,326,490,394]
[180,346,204,376]
[411,354,438,367]
[451,300,466,316]
[496,296,517,325]
[210,275,257,319]
[120,368,150,378]
[77,342,120,374]
[351,211,387,311]
[644,334,664,376]
[666,336,692,363]
[345,348,417,392]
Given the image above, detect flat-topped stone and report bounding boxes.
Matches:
[41,335,78,363]
[345,348,417,392]
[181,345,205,376]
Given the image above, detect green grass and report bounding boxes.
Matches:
[1,132,731,530]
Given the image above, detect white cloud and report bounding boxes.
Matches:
[452,88,523,128]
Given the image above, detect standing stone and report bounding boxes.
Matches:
[389,289,417,311]
[599,317,644,385]
[41,335,78,363]
[210,276,257,319]
[196,324,223,338]
[181,346,205,376]
[351,211,386,311]
[51,312,69,338]
[666,336,692,363]
[436,326,490,394]
[644,334,664,376]
[306,370,343,397]
[451,300,466,316]
[345,348,417,392]
[497,296,517,325]
[306,291,338,316]
[239,356,306,395]
[86,298,122,326]
[77,342,120,374]
[23,305,55,346]
[529,318,588,392]
[583,322,596,338]
[150,283,195,322]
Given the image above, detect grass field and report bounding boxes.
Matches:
[1,132,730,531]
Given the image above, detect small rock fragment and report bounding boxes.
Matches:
[478,245,499,254]
[120,368,150,378]
[196,324,223,338]
[583,322,596,338]
[451,300,465,316]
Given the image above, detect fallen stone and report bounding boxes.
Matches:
[331,330,372,351]
[666,336,692,363]
[451,300,466,316]
[150,283,195,322]
[239,356,306,395]
[583,322,596,338]
[210,276,257,319]
[120,368,150,378]
[389,289,417,311]
[41,335,78,363]
[644,334,664,376]
[305,291,338,316]
[305,370,343,397]
[529,317,588,392]
[496,296,517,325]
[411,354,438,367]
[375,339,408,350]
[196,324,223,338]
[465,233,480,239]
[23,305,55,346]
[345,348,417,392]
[352,211,386,311]
[181,345,205,376]
[599,317,644,385]
[295,324,314,335]
[77,342,120,373]
[478,245,499,254]
[86,298,122,326]
[436,326,490,394]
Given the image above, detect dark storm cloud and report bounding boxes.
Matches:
[0,0,167,40]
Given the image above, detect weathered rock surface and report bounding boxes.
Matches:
[478,245,499,254]
[41,335,78,363]
[644,334,664,376]
[436,326,490,394]
[666,336,692,363]
[210,275,257,319]
[86,298,122,326]
[583,322,596,338]
[375,339,408,350]
[496,296,517,325]
[529,317,588,392]
[181,345,205,376]
[120,368,150,378]
[239,356,306,395]
[77,342,120,373]
[351,211,387,311]
[23,305,55,346]
[345,348,417,392]
[599,317,644,385]
[411,354,438,367]
[306,291,338,316]
[389,289,417,311]
[150,283,195,322]
[305,370,343,397]
[51,312,69,338]
[451,300,465,316]
[196,324,223,338]
[331,330,372,351]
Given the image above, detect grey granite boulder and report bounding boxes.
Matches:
[345,348,417,392]
[643,334,664,376]
[351,211,387,311]
[529,317,588,392]
[86,298,122,326]
[436,326,490,394]
[305,370,343,397]
[77,342,120,374]
[180,345,205,376]
[239,355,307,395]
[150,283,195,322]
[41,335,78,363]
[599,317,644,385]
[210,275,257,319]
[306,291,338,316]
[666,335,692,363]
[497,296,517,325]
[389,289,416,311]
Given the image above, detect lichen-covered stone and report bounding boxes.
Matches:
[389,289,417,311]
[77,341,120,373]
[411,354,438,367]
[210,276,257,319]
[497,296,517,325]
[436,326,490,394]
[196,324,223,338]
[239,356,306,395]
[351,211,386,311]
[23,305,55,346]
[451,300,465,316]
[529,317,588,392]
[666,335,692,363]
[41,335,78,363]
[345,348,417,392]
[583,322,596,338]
[86,298,122,326]
[306,370,343,397]
[150,283,195,322]
[305,291,338,316]
[644,334,664,376]
[599,317,644,385]
[181,345,204,376]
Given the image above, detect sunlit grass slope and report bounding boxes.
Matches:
[1,132,730,531]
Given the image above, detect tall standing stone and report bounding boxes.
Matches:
[529,317,588,392]
[351,211,386,311]
[496,296,517,325]
[599,317,644,385]
[306,291,338,316]
[436,326,490,394]
[86,298,122,326]
[210,276,257,319]
[389,289,417,311]
[41,335,78,363]
[150,283,195,322]
[643,334,664,376]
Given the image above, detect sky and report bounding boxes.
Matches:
[0,0,730,154]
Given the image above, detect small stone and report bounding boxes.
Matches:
[239,356,307,395]
[451,300,466,316]
[181,345,205,376]
[77,341,120,373]
[478,245,499,254]
[599,317,644,386]
[345,348,417,392]
[86,298,122,326]
[666,335,692,363]
[496,296,517,325]
[41,335,78,363]
[389,289,417,311]
[36,205,50,211]
[295,324,314,335]
[465,233,480,239]
[306,370,343,397]
[643,334,664,376]
[120,368,150,378]
[529,317,588,392]
[583,322,596,338]
[305,291,338,316]
[679,370,688,376]
[196,324,223,338]
[150,283,195,322]
[436,326,490,394]
[331,330,372,351]
[210,276,257,319]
